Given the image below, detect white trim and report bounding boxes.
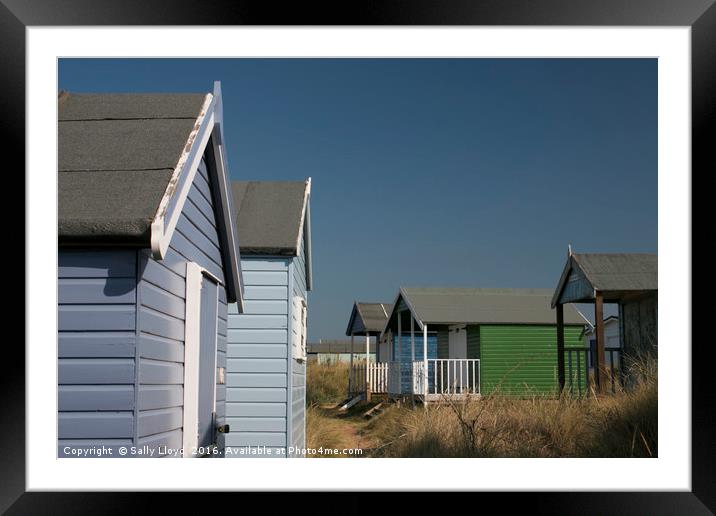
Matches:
[295,177,313,291]
[380,289,425,338]
[182,262,221,457]
[182,262,203,457]
[398,289,424,330]
[575,306,596,329]
[209,80,244,308]
[291,295,308,361]
[211,279,219,416]
[150,93,216,259]
[295,177,312,253]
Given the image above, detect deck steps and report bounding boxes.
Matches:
[363,401,385,419]
[338,394,364,411]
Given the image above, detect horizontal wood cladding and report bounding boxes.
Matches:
[226,387,287,403]
[58,278,136,304]
[225,402,288,417]
[59,332,135,358]
[58,385,134,411]
[59,249,136,278]
[138,385,183,411]
[59,358,135,385]
[229,300,288,315]
[225,258,292,456]
[139,281,185,319]
[137,407,183,437]
[227,329,287,344]
[226,373,287,388]
[227,314,287,329]
[59,412,134,439]
[59,305,136,332]
[479,325,584,395]
[224,432,287,448]
[227,344,288,359]
[227,358,287,373]
[57,249,138,449]
[226,417,287,433]
[242,285,288,300]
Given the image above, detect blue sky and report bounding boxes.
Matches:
[59,58,657,339]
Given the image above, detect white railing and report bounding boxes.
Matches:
[353,359,481,398]
[349,362,390,395]
[430,359,480,395]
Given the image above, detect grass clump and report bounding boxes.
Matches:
[306,361,349,405]
[304,357,657,458]
[369,359,657,458]
[305,405,354,455]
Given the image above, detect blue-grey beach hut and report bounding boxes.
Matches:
[224,180,312,458]
[58,83,244,458]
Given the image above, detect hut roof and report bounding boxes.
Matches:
[346,302,393,336]
[387,288,586,329]
[58,92,210,243]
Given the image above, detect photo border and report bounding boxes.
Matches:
[5,0,709,512]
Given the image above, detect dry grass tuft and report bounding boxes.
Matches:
[305,358,657,458]
[369,358,657,458]
[306,361,349,405]
[305,405,354,455]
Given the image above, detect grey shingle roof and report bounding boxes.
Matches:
[58,92,208,244]
[232,181,309,255]
[346,302,393,335]
[573,253,658,291]
[399,288,586,326]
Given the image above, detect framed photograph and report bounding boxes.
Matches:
[8,0,708,512]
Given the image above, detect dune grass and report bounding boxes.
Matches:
[305,405,354,453]
[369,358,657,458]
[306,360,349,405]
[306,358,657,458]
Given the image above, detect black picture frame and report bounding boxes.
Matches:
[6,0,708,512]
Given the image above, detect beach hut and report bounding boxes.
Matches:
[381,288,587,401]
[58,83,243,457]
[224,180,312,458]
[552,251,657,393]
[345,302,392,397]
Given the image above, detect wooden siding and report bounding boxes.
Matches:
[622,294,658,359]
[224,205,309,458]
[558,266,594,304]
[467,325,480,359]
[437,328,448,359]
[225,257,291,458]
[479,325,584,395]
[135,156,228,457]
[58,249,138,456]
[289,235,308,456]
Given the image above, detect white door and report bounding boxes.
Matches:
[448,325,468,392]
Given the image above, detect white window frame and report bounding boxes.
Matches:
[182,262,221,457]
[292,296,307,362]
